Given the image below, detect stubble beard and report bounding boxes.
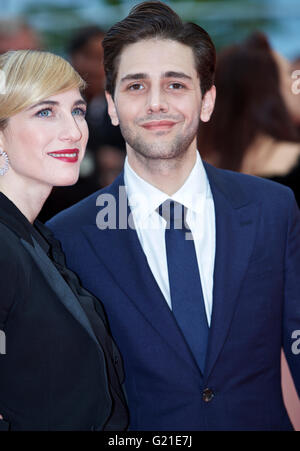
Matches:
[118,117,200,164]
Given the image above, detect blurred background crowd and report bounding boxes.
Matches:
[1,0,300,427]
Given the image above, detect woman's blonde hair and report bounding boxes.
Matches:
[0,50,86,130]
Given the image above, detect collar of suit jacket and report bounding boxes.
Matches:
[0,191,50,254]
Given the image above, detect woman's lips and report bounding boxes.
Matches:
[47,149,79,163]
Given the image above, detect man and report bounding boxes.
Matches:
[47,1,300,430]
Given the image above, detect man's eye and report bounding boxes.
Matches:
[72,107,86,117]
[36,108,52,117]
[169,83,184,90]
[128,84,144,91]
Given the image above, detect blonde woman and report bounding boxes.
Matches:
[0,50,128,431]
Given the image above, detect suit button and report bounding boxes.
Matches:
[202,388,214,402]
[113,355,119,365]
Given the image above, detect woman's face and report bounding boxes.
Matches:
[0,88,89,189]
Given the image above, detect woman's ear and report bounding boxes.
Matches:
[105,92,120,126]
[200,85,216,122]
[0,130,5,150]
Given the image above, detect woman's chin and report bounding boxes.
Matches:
[53,173,80,187]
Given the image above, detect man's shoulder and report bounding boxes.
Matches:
[46,184,116,231]
[204,162,295,207]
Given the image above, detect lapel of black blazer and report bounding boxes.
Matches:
[21,237,103,354]
[82,174,202,377]
[203,162,259,380]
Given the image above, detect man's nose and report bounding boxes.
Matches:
[58,114,82,142]
[146,87,168,114]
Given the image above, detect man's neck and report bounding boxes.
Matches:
[127,148,198,196]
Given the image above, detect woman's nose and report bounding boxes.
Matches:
[59,114,83,142]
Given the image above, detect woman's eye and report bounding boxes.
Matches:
[72,107,86,117]
[36,108,52,117]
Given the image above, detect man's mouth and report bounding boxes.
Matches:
[47,149,79,163]
[141,120,177,131]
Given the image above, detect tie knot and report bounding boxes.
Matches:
[158,200,188,230]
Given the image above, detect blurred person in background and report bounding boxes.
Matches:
[39,26,125,222]
[69,26,125,153]
[96,145,125,188]
[274,51,300,137]
[290,56,300,134]
[0,19,41,53]
[198,32,300,205]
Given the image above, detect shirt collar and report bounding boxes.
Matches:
[124,152,211,224]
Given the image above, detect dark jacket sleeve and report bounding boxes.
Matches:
[0,236,20,430]
[0,242,19,330]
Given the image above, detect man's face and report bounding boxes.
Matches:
[106,39,215,162]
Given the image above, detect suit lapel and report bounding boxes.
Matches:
[21,237,102,353]
[82,165,259,380]
[203,163,260,380]
[83,175,202,376]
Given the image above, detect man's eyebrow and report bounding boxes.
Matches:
[27,98,87,110]
[120,73,149,83]
[163,71,192,80]
[120,71,193,83]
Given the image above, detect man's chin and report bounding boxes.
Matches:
[133,147,187,161]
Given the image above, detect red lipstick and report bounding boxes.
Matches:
[47,148,79,163]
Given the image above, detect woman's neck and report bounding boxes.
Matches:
[0,176,52,224]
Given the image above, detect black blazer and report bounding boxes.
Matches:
[0,193,128,431]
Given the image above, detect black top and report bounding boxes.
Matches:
[0,192,128,431]
[265,157,300,207]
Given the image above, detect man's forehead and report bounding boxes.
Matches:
[116,39,197,81]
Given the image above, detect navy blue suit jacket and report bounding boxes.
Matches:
[47,162,300,431]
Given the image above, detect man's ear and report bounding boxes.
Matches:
[200,85,216,122]
[105,91,119,126]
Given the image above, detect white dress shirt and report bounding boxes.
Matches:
[124,152,216,325]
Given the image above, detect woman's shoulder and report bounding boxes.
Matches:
[0,223,24,320]
[0,222,19,247]
[0,221,32,267]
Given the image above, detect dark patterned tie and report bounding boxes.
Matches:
[159,199,209,373]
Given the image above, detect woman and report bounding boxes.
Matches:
[0,50,128,431]
[198,32,300,205]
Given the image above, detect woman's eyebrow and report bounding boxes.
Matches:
[27,100,58,110]
[73,99,87,107]
[27,99,87,110]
